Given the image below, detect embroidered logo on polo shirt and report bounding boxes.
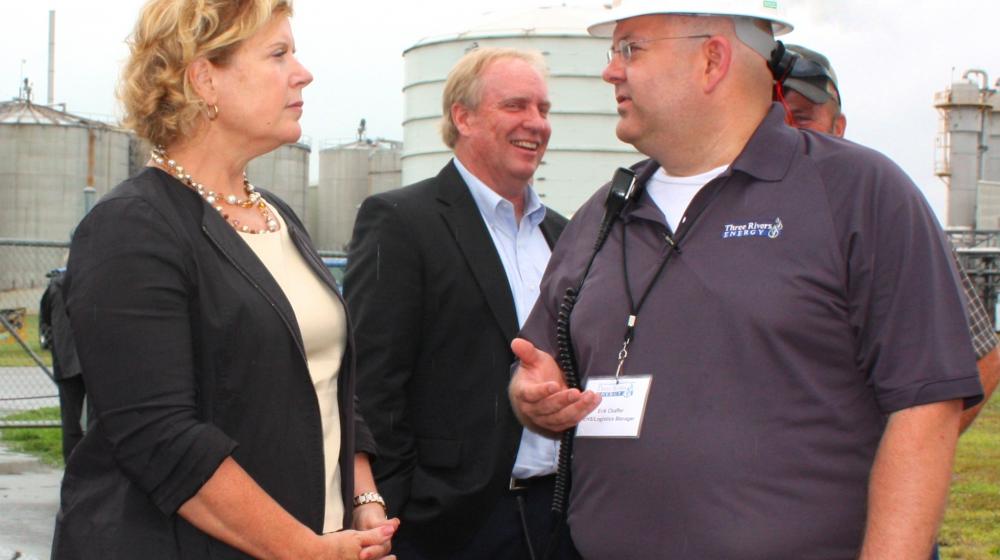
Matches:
[721,217,783,239]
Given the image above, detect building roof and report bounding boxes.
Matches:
[0,100,111,127]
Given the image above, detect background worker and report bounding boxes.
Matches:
[780,44,845,136]
[781,43,1000,433]
[39,267,88,462]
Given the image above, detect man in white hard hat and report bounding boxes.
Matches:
[508,1,984,558]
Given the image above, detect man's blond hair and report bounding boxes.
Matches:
[439,47,548,148]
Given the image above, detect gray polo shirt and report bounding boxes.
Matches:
[521,105,983,559]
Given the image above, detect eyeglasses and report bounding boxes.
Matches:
[606,35,711,63]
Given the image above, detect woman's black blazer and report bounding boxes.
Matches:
[52,167,375,559]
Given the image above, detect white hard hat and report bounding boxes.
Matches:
[587,0,794,38]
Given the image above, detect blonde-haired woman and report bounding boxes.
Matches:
[52,1,397,558]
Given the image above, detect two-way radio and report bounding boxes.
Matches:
[768,40,799,82]
[768,40,802,125]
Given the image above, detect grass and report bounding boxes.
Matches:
[940,395,1000,558]
[0,313,54,367]
[0,406,63,467]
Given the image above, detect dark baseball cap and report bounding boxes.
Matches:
[783,44,840,105]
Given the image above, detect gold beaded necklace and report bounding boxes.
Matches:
[151,145,280,234]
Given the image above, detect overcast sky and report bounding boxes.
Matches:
[2,0,997,224]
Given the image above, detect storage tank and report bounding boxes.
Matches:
[934,70,996,228]
[246,141,311,220]
[316,139,402,251]
[985,83,1000,184]
[306,182,319,240]
[0,100,130,240]
[0,100,130,296]
[401,5,638,216]
[369,143,403,196]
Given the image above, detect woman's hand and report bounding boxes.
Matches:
[352,502,391,531]
[352,504,398,560]
[315,521,399,560]
[349,454,397,558]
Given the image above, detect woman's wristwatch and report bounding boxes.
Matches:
[353,491,388,515]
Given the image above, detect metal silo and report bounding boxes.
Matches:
[316,139,402,251]
[401,5,638,216]
[934,70,997,229]
[0,100,130,297]
[369,142,403,196]
[0,100,130,240]
[306,182,319,240]
[247,141,311,221]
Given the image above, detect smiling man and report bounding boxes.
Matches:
[344,48,572,559]
[508,1,984,558]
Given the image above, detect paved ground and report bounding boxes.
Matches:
[0,444,60,560]
[0,364,63,559]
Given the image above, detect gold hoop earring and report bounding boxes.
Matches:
[201,102,219,121]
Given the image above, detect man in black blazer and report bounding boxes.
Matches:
[344,47,574,559]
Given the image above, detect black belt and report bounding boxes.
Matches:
[509,474,556,492]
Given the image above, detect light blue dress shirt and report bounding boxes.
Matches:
[453,157,560,479]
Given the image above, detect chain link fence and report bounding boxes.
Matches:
[0,239,65,428]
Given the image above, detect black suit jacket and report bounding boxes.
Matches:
[344,161,567,554]
[53,167,375,559]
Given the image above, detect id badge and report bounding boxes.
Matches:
[575,375,653,438]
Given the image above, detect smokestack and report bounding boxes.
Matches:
[47,10,55,106]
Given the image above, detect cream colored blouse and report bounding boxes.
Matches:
[239,207,346,533]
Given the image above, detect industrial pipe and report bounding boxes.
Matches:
[962,69,989,91]
[48,10,55,106]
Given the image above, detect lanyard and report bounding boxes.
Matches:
[616,225,678,381]
[615,172,731,380]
